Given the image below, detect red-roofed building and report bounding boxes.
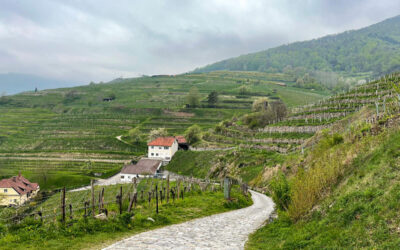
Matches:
[147,136,178,162]
[175,136,189,150]
[0,174,40,206]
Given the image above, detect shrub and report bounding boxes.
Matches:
[269,171,291,211]
[185,125,202,144]
[331,133,344,145]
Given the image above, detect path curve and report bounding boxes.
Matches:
[103,190,274,250]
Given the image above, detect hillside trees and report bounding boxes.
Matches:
[149,128,168,141]
[244,98,287,129]
[207,91,219,106]
[128,127,143,144]
[185,124,202,144]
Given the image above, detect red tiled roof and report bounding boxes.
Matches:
[148,137,176,146]
[121,159,162,175]
[175,136,187,144]
[0,175,39,195]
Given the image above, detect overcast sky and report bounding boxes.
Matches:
[0,0,399,84]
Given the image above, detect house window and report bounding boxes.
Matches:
[128,176,131,179]
[156,153,159,156]
[164,146,169,150]
[159,147,162,149]
[14,199,17,203]
[121,175,125,179]
[151,146,154,149]
[151,153,154,156]
[4,189,7,193]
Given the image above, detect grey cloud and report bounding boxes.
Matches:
[0,0,399,83]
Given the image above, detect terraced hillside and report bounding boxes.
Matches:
[168,74,400,185]
[0,71,327,189]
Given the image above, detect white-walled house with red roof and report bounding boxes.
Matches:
[147,136,178,162]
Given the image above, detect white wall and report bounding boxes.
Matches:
[148,140,178,161]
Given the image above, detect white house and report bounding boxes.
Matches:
[147,137,178,162]
[120,158,162,181]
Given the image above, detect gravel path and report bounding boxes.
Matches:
[70,173,125,192]
[103,190,274,250]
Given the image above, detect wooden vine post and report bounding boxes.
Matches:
[69,204,73,220]
[224,177,231,200]
[167,174,170,203]
[119,186,123,215]
[61,187,66,223]
[177,179,181,199]
[91,180,95,217]
[156,185,159,214]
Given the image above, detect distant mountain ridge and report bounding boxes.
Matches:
[194,15,400,77]
[0,73,81,95]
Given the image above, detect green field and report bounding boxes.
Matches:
[0,71,328,189]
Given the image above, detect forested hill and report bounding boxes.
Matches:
[194,15,400,77]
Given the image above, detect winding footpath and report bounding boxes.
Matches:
[103,190,274,250]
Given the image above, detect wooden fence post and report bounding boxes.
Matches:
[61,187,66,223]
[119,186,123,215]
[128,193,135,212]
[156,185,159,214]
[148,191,152,208]
[91,180,95,217]
[177,179,180,199]
[134,192,137,208]
[69,204,73,220]
[167,174,170,203]
[84,201,88,217]
[98,191,101,214]
[224,177,231,200]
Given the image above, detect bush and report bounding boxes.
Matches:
[185,125,202,144]
[269,171,291,211]
[331,133,344,145]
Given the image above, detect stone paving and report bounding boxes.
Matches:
[103,190,274,250]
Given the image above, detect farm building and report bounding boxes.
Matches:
[175,135,189,150]
[0,174,39,206]
[147,137,178,162]
[120,158,162,180]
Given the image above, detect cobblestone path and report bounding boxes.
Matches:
[103,190,274,250]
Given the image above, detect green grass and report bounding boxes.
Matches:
[166,151,220,179]
[0,185,252,250]
[246,119,400,249]
[166,149,286,184]
[0,71,328,190]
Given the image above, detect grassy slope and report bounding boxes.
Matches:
[0,71,326,190]
[246,116,400,249]
[166,149,286,183]
[0,186,252,250]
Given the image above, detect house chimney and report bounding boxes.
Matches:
[18,172,21,178]
[12,176,16,182]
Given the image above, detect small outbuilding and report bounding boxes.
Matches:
[175,135,189,150]
[120,158,162,181]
